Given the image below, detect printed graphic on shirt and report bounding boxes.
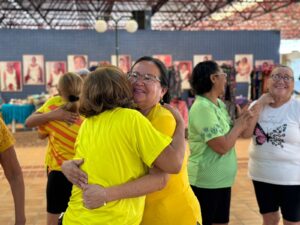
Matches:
[254,123,287,148]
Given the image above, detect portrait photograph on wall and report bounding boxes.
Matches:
[193,54,213,66]
[216,60,234,67]
[152,54,172,67]
[255,60,274,71]
[174,61,192,91]
[111,55,131,73]
[46,61,66,89]
[0,61,22,92]
[23,55,44,85]
[235,54,253,83]
[89,61,111,67]
[67,55,88,72]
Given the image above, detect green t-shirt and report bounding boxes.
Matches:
[188,95,237,188]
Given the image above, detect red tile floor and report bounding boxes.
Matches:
[0,131,284,225]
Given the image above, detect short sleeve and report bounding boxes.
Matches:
[191,105,225,143]
[133,114,172,167]
[37,96,61,113]
[0,118,15,153]
[151,113,176,137]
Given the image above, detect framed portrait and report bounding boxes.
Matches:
[235,54,253,83]
[216,60,234,67]
[23,55,45,85]
[111,55,131,73]
[0,61,22,92]
[89,61,111,67]
[255,60,274,71]
[46,61,66,88]
[67,55,88,72]
[152,55,172,67]
[193,54,213,66]
[174,61,193,90]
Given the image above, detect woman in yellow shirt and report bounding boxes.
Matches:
[62,65,186,225]
[25,72,84,225]
[63,57,201,225]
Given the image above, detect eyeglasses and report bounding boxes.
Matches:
[213,72,227,78]
[271,74,294,82]
[127,71,161,83]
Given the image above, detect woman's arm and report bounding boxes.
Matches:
[83,167,169,209]
[0,146,26,225]
[25,108,79,128]
[152,104,186,174]
[240,93,274,138]
[207,107,255,155]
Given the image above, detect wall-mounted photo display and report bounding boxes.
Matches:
[216,60,234,67]
[0,61,22,92]
[46,61,66,89]
[193,54,213,66]
[23,55,44,85]
[67,55,88,72]
[89,61,111,67]
[111,55,131,73]
[255,60,274,93]
[152,54,172,68]
[255,60,274,71]
[235,54,253,83]
[174,61,193,90]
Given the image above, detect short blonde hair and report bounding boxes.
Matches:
[58,72,83,112]
[79,65,134,117]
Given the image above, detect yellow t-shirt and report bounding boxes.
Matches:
[63,107,172,225]
[141,103,202,225]
[0,118,15,153]
[37,96,84,171]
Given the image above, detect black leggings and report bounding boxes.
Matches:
[191,185,231,225]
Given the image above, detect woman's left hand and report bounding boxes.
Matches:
[83,184,107,209]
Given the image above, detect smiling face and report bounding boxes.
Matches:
[268,66,294,101]
[130,60,166,114]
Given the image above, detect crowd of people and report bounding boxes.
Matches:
[1,58,299,225]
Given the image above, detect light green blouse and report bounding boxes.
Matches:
[188,95,237,188]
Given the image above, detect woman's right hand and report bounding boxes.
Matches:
[50,108,79,124]
[163,104,185,128]
[235,105,255,130]
[256,93,275,106]
[61,159,88,189]
[83,184,107,209]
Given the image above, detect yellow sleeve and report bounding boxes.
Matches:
[36,96,62,113]
[0,118,15,153]
[151,113,176,137]
[133,113,172,167]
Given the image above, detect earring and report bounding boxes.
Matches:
[159,98,164,105]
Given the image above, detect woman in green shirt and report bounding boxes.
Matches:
[188,60,254,225]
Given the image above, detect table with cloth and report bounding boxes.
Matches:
[1,103,35,133]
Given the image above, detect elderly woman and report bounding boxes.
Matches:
[62,65,186,225]
[242,65,300,225]
[188,60,254,225]
[62,57,201,225]
[0,118,25,225]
